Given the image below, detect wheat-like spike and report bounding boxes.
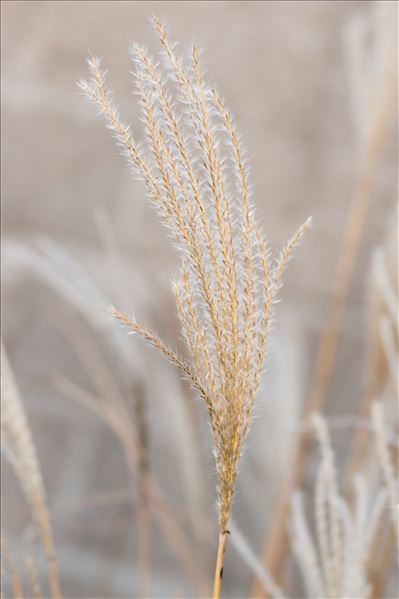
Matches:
[107,306,220,421]
[131,43,228,323]
[271,216,313,295]
[187,54,235,369]
[312,413,342,596]
[1,343,61,599]
[211,87,260,446]
[173,269,220,397]
[108,306,193,379]
[131,60,226,370]
[150,19,242,382]
[77,58,171,226]
[80,20,310,597]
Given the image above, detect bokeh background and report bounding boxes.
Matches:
[1,1,397,598]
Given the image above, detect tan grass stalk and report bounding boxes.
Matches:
[1,535,24,599]
[369,527,396,599]
[79,18,309,595]
[134,386,151,599]
[213,531,229,599]
[1,343,61,599]
[26,557,42,599]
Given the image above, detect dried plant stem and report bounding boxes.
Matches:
[45,543,61,599]
[134,390,151,598]
[213,531,229,599]
[137,473,150,598]
[369,526,396,599]
[26,557,42,599]
[12,572,24,599]
[1,535,24,599]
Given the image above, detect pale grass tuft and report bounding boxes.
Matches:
[292,413,388,599]
[1,342,61,598]
[80,18,310,596]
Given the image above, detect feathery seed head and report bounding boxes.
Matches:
[292,412,388,599]
[81,19,310,533]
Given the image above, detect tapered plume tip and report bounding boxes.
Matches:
[107,305,118,318]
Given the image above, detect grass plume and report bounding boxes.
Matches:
[292,413,389,599]
[79,17,310,596]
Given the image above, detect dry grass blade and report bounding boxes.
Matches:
[133,389,151,599]
[1,343,61,598]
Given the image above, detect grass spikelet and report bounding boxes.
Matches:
[79,18,310,596]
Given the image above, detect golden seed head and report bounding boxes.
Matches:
[80,19,310,532]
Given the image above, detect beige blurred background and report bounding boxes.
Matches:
[1,1,397,598]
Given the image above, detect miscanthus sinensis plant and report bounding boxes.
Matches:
[292,414,389,599]
[78,17,310,597]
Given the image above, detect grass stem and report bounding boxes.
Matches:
[213,531,229,599]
